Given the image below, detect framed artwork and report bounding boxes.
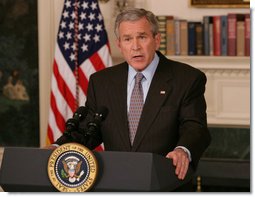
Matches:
[99,0,110,2]
[190,0,250,8]
[0,0,39,147]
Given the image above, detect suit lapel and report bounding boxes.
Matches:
[109,63,132,150]
[132,57,173,151]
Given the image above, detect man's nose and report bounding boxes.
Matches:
[131,39,141,50]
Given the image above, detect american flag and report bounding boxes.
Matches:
[46,0,112,145]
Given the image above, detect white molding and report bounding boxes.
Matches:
[38,0,53,147]
[38,0,64,147]
[167,56,250,127]
[167,56,250,70]
[216,80,250,117]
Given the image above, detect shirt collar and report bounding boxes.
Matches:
[128,53,159,85]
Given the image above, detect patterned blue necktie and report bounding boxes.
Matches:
[128,72,144,145]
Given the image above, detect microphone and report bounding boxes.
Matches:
[64,106,89,136]
[86,106,108,136]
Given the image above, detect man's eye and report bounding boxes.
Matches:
[124,38,131,41]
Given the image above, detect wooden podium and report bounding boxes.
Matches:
[0,147,194,192]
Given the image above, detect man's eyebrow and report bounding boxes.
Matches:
[137,32,148,35]
[122,34,131,37]
[122,32,148,37]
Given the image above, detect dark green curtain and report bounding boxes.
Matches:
[0,0,39,147]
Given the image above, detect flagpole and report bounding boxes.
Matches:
[74,0,79,109]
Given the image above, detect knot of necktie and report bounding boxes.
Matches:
[135,72,144,85]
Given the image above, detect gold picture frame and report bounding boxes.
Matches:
[99,0,110,3]
[190,0,250,8]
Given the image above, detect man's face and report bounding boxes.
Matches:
[116,17,161,71]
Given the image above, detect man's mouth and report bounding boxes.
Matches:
[132,55,144,60]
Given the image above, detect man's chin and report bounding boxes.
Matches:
[130,63,148,71]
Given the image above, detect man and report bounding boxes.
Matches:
[54,8,211,191]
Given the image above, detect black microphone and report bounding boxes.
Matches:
[64,106,89,136]
[86,106,108,136]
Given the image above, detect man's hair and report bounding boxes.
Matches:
[114,8,159,39]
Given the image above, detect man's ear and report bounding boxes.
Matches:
[155,33,161,50]
[115,38,121,49]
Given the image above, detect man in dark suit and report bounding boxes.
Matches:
[54,8,211,191]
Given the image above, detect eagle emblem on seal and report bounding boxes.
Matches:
[61,156,85,183]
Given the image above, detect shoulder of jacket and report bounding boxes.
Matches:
[90,62,127,79]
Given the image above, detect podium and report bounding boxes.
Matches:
[0,147,194,192]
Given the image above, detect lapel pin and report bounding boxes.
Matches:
[160,91,166,95]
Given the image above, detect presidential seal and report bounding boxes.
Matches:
[47,143,98,192]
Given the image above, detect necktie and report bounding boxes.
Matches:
[128,72,144,145]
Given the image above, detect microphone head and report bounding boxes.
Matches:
[86,106,108,136]
[95,106,108,121]
[73,106,89,121]
[65,118,79,132]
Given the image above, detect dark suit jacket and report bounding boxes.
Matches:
[83,51,211,170]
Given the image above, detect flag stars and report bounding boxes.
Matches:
[88,13,95,21]
[74,1,80,8]
[63,10,69,18]
[71,43,77,51]
[81,1,89,9]
[71,11,76,19]
[98,14,103,21]
[86,23,93,31]
[58,31,64,39]
[70,53,76,61]
[95,24,102,32]
[78,23,84,30]
[83,33,91,42]
[57,0,108,64]
[60,21,66,29]
[91,2,97,10]
[69,22,74,29]
[82,44,88,52]
[77,33,82,40]
[93,34,100,43]
[80,12,86,20]
[64,42,70,50]
[65,0,71,8]
[66,32,72,40]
